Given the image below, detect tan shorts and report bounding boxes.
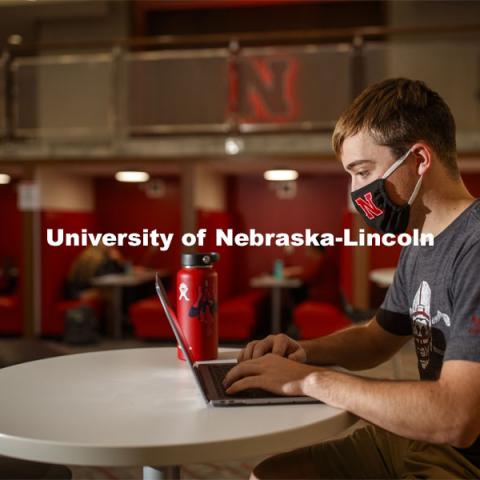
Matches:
[255,424,480,479]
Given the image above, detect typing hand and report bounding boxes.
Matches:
[237,334,307,363]
[224,354,317,396]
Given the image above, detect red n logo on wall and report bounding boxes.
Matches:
[354,192,384,220]
[231,57,299,123]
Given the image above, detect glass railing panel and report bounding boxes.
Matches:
[12,53,113,139]
[126,49,229,134]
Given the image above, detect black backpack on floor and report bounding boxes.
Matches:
[64,305,98,345]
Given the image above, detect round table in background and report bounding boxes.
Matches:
[369,268,396,288]
[91,269,169,339]
[0,348,357,479]
[250,275,302,333]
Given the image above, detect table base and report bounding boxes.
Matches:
[143,465,180,480]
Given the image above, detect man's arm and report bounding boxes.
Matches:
[224,355,480,448]
[303,359,480,448]
[299,316,411,370]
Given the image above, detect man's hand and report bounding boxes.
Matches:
[237,334,307,363]
[223,353,319,396]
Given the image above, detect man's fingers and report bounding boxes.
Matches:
[237,345,248,363]
[271,334,289,357]
[239,335,297,362]
[236,349,245,362]
[223,360,261,387]
[251,336,274,359]
[225,375,264,394]
[287,350,303,362]
[241,341,259,362]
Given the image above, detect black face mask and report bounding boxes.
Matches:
[350,148,422,234]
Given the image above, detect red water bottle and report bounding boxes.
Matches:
[176,252,219,361]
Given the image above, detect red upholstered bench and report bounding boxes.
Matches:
[0,295,22,335]
[219,290,266,341]
[130,292,176,340]
[293,301,352,340]
[130,290,266,342]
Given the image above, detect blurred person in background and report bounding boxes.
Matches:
[64,245,127,301]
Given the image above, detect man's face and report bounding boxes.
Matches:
[340,130,418,206]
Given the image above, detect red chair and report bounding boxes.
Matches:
[130,290,176,340]
[130,289,266,342]
[219,290,266,341]
[293,301,352,340]
[0,295,22,335]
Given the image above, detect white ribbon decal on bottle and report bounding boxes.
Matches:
[178,283,190,301]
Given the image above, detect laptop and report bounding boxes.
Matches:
[155,273,321,407]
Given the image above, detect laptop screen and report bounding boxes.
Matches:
[155,273,196,367]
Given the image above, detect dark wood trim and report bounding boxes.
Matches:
[11,23,480,52]
[20,167,36,338]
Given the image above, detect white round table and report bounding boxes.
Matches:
[0,348,357,478]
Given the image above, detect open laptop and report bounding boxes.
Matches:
[155,273,321,406]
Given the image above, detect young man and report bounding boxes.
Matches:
[223,78,480,479]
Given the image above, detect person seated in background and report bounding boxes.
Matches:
[283,244,342,309]
[63,245,127,301]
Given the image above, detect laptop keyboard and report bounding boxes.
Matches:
[207,363,280,399]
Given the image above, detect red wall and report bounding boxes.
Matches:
[227,173,349,292]
[0,183,23,328]
[95,177,182,273]
[462,173,480,197]
[0,183,22,265]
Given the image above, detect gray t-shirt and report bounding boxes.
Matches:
[377,198,480,467]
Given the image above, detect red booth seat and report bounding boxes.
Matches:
[218,290,265,341]
[43,298,104,337]
[130,290,266,342]
[130,290,176,340]
[294,301,352,340]
[0,295,22,335]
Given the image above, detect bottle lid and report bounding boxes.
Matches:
[181,252,220,267]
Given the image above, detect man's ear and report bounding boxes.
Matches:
[412,142,432,176]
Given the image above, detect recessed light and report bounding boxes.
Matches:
[263,169,299,182]
[115,171,150,183]
[0,173,11,184]
[7,34,23,46]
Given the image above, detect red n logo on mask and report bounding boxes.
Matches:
[354,192,384,220]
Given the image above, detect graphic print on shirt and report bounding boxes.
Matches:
[409,281,451,370]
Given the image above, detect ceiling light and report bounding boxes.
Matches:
[225,137,244,155]
[263,169,299,182]
[115,171,150,183]
[7,34,23,46]
[0,174,11,184]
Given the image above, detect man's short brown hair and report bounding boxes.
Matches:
[332,78,459,178]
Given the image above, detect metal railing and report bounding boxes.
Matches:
[1,24,480,143]
[12,53,114,139]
